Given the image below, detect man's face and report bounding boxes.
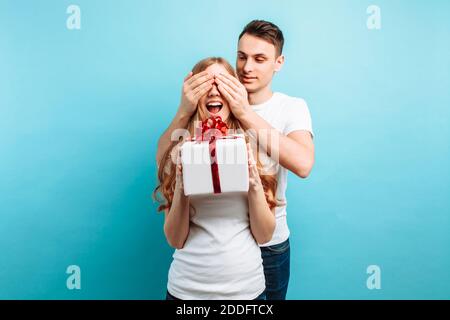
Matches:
[236,33,284,94]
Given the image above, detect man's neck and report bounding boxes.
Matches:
[248,85,273,106]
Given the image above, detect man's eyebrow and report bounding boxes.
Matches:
[237,51,268,58]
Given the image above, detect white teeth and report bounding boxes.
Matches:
[207,102,222,107]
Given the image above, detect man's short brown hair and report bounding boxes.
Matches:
[239,20,284,57]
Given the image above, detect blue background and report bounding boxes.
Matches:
[0,0,449,299]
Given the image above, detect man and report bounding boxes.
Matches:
[156,20,314,300]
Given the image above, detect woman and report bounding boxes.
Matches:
[154,57,278,300]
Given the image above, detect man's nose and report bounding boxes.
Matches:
[243,59,254,73]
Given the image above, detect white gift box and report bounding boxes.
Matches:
[181,134,249,196]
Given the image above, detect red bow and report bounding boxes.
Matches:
[195,116,229,194]
[196,116,228,141]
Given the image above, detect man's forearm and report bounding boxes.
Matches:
[239,109,313,178]
[156,109,192,167]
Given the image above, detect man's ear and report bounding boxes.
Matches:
[274,55,285,72]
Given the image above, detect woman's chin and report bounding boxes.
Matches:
[208,111,229,121]
[207,111,220,118]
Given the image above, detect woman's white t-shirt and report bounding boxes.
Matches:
[167,192,265,300]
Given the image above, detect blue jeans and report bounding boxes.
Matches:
[165,291,266,300]
[260,238,290,300]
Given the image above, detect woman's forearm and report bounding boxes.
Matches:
[164,186,190,249]
[248,185,275,245]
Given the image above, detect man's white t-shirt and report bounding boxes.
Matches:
[251,92,314,247]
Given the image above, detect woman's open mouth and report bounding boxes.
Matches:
[206,102,223,114]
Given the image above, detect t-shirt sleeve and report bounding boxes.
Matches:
[283,98,314,138]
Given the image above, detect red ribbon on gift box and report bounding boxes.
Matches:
[193,116,236,194]
[195,115,228,142]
